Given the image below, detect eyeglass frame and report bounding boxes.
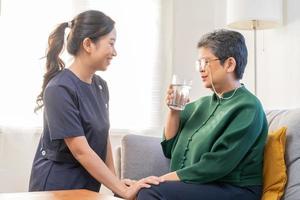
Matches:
[195,57,228,72]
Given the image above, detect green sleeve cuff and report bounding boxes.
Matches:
[161,131,178,159]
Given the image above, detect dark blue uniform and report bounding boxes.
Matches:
[29,69,110,192]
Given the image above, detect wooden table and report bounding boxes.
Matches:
[0,189,124,200]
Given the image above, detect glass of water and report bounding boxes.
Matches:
[168,74,192,111]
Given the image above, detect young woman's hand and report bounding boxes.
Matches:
[122,176,164,200]
[121,178,136,186]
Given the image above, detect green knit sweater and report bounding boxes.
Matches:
[161,86,268,186]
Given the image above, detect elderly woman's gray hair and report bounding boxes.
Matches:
[197,29,248,80]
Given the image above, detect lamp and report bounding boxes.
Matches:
[226,0,282,95]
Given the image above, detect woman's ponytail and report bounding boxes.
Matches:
[35,22,68,112]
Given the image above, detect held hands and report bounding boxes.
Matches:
[122,176,164,200]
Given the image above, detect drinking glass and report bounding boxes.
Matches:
[168,74,192,111]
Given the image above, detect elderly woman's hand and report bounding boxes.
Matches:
[166,84,175,107]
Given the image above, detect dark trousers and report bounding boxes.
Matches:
[137,181,262,200]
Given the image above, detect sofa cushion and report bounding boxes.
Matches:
[120,134,170,180]
[262,127,287,200]
[266,109,300,200]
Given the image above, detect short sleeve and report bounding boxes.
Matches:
[44,85,84,140]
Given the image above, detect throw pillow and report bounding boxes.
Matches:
[262,127,287,200]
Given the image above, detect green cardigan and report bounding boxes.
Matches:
[161,86,268,186]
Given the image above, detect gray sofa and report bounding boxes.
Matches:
[115,109,300,200]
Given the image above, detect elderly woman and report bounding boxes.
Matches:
[138,29,268,200]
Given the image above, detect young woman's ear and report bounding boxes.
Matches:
[225,57,236,73]
[82,38,94,53]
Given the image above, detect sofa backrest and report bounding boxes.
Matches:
[116,134,170,180]
[265,109,300,200]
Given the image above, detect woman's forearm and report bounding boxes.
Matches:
[65,137,126,197]
[164,110,180,140]
[105,137,116,175]
[77,149,126,195]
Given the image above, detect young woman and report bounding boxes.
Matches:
[29,10,163,199]
[138,29,268,200]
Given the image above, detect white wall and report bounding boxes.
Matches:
[256,0,300,109]
[172,0,215,100]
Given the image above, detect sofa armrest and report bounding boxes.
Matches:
[116,134,170,180]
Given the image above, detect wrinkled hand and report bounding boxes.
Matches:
[123,176,164,200]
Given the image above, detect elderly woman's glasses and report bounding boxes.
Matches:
[195,58,222,72]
